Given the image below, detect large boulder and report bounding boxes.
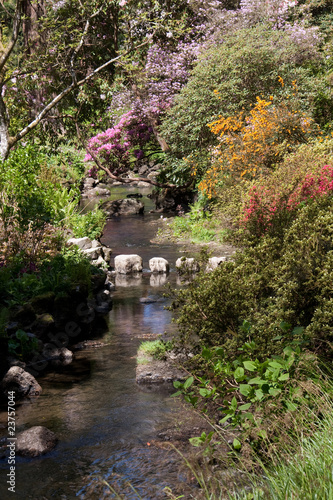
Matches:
[101,198,144,216]
[149,257,169,273]
[1,366,42,398]
[114,254,143,274]
[67,237,92,250]
[16,426,58,457]
[176,257,200,274]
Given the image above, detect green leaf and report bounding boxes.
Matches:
[234,367,245,381]
[248,377,265,385]
[255,389,264,400]
[268,361,283,369]
[269,387,281,397]
[183,376,194,390]
[292,326,304,336]
[220,414,231,424]
[243,361,257,372]
[233,438,242,450]
[199,388,212,397]
[239,403,251,411]
[278,372,289,381]
[230,396,238,410]
[239,384,251,396]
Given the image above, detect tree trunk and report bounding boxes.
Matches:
[0,93,9,160]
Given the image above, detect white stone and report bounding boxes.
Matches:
[206,256,227,272]
[149,257,169,273]
[82,246,102,260]
[67,237,92,250]
[114,254,143,274]
[176,257,200,273]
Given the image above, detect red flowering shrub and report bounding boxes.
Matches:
[243,162,333,238]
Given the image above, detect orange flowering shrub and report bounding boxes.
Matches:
[197,85,317,198]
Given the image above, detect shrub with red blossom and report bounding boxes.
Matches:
[243,162,333,238]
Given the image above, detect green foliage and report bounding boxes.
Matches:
[8,329,39,360]
[0,247,94,306]
[233,407,333,500]
[69,208,107,240]
[138,339,172,360]
[173,191,333,358]
[160,25,321,160]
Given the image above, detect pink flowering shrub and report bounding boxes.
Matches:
[243,163,333,238]
[84,111,154,176]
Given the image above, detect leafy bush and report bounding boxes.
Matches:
[69,208,107,240]
[173,192,333,359]
[0,247,94,306]
[160,25,321,161]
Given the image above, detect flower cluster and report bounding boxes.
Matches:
[243,164,333,237]
[85,110,154,175]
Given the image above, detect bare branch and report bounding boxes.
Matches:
[10,38,150,149]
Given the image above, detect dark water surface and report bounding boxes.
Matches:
[0,188,198,500]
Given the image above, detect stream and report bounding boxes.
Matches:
[0,187,206,500]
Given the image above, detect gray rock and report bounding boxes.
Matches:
[1,366,42,398]
[82,246,103,260]
[176,257,200,273]
[102,246,112,263]
[42,345,73,363]
[101,198,144,216]
[206,256,227,272]
[84,187,110,198]
[92,255,108,269]
[16,426,58,457]
[114,254,143,274]
[149,257,169,273]
[67,237,92,250]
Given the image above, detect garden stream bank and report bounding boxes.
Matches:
[0,186,234,499]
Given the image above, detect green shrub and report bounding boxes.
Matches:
[173,193,333,360]
[160,26,321,161]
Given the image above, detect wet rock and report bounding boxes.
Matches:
[206,256,227,272]
[176,257,200,274]
[42,344,73,363]
[101,198,144,216]
[16,426,58,457]
[82,187,110,198]
[67,237,92,250]
[114,254,143,274]
[136,359,187,385]
[91,272,107,292]
[1,366,42,398]
[149,257,169,273]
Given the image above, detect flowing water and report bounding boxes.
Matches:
[0,187,208,500]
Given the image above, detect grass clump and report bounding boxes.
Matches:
[137,340,172,361]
